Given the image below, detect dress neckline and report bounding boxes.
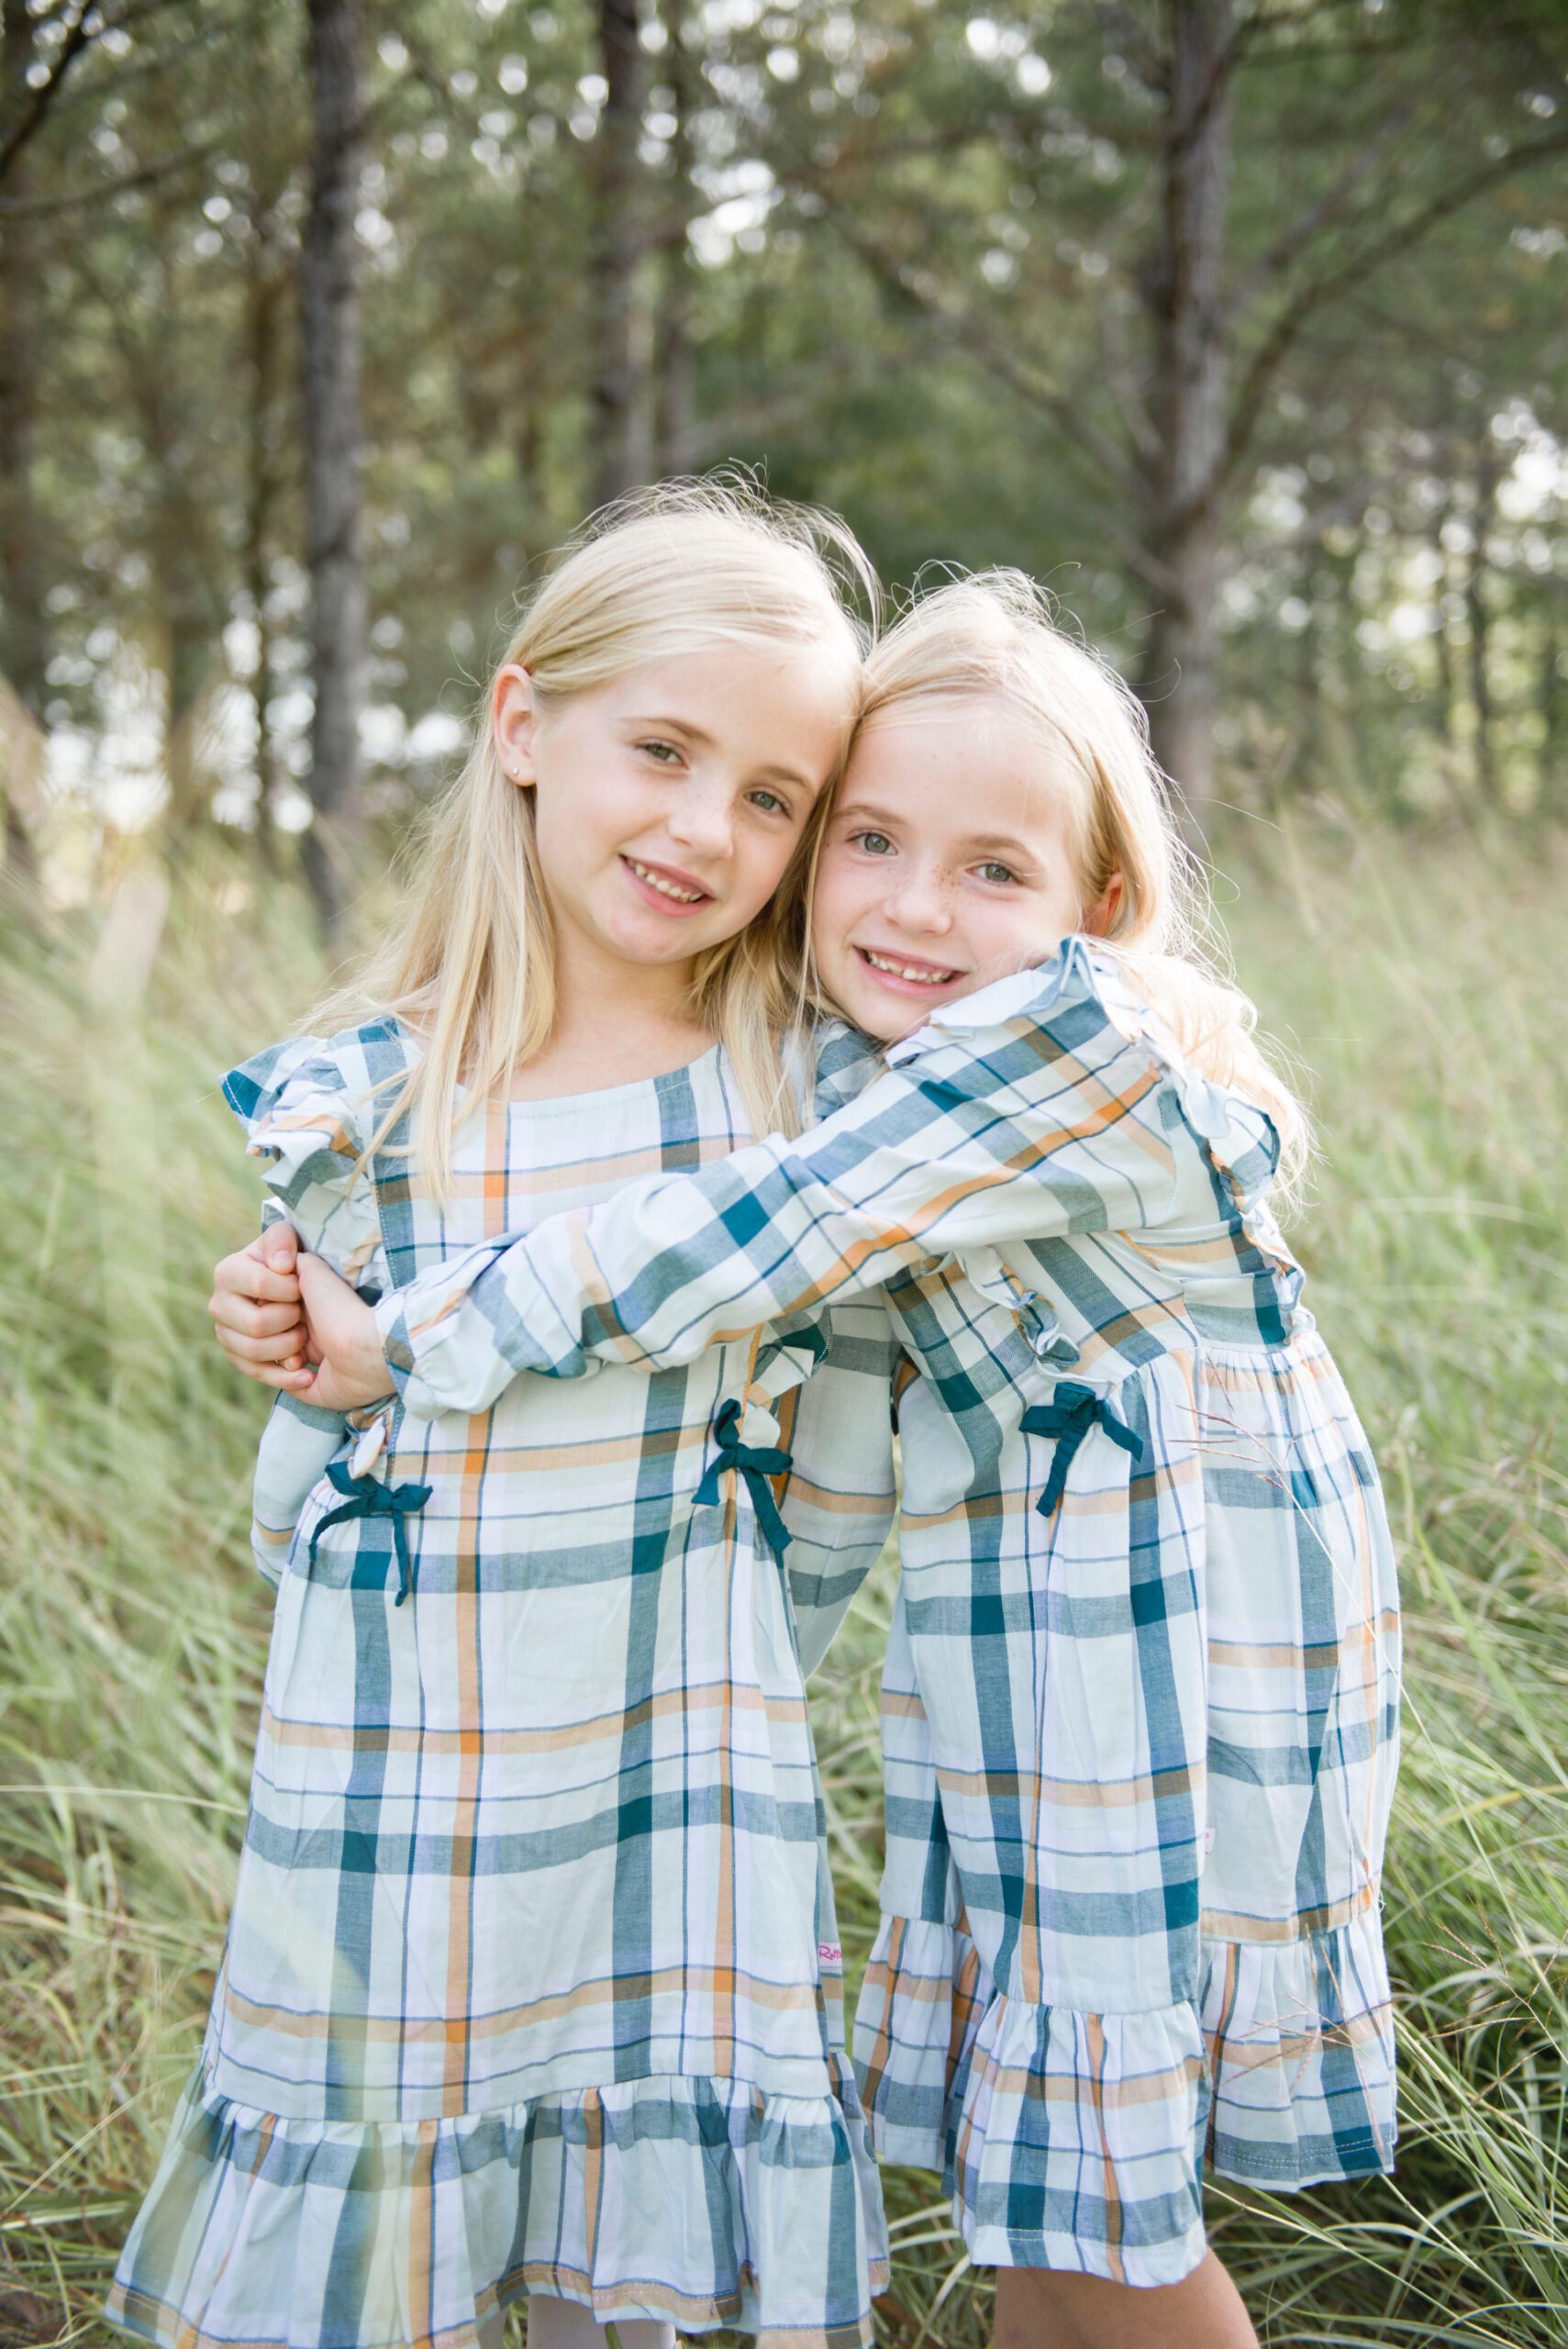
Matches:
[502,1041,725,1117]
[386,1015,725,1117]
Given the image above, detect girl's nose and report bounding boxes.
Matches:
[886,874,953,934]
[665,788,734,857]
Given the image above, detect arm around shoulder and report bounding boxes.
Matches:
[376,945,1178,1418]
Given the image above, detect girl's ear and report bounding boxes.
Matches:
[1084,871,1125,936]
[492,664,539,787]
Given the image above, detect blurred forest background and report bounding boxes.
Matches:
[2,2,1567,2345]
[3,0,1568,897]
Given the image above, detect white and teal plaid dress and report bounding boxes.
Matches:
[108,1023,897,2349]
[363,941,1402,2291]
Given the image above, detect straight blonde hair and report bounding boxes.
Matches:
[855,572,1311,1198]
[315,478,875,1197]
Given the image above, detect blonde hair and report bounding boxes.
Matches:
[316,477,875,1197]
[855,572,1311,1199]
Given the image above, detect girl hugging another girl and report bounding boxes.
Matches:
[185,523,1401,2349]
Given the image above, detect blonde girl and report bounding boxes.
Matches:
[110,484,904,2349]
[268,572,1401,2348]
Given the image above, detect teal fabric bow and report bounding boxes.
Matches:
[694,1397,794,1560]
[308,1458,433,1606]
[1020,1383,1144,1518]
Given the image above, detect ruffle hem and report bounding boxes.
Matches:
[853,1905,1396,2288]
[107,2058,888,2349]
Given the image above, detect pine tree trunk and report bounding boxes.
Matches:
[163,605,209,840]
[1430,494,1457,751]
[1138,0,1232,829]
[246,198,284,859]
[591,0,646,507]
[0,0,44,875]
[300,0,366,931]
[1465,442,1499,806]
[654,1,695,475]
[1539,596,1564,818]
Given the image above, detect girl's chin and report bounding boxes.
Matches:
[597,907,725,964]
[826,981,940,1044]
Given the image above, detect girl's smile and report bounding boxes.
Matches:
[620,853,715,911]
[851,944,967,994]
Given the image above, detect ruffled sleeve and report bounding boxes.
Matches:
[374,938,1183,1418]
[220,1031,387,1292]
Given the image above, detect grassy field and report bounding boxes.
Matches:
[2,824,1564,2346]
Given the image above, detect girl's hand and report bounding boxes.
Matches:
[293,1252,397,1412]
[210,1227,315,1390]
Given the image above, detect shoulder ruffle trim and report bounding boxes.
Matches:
[880,940,1299,1292]
[221,1020,406,1157]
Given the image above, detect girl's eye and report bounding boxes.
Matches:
[852,829,895,856]
[747,787,789,818]
[638,740,683,765]
[977,861,1018,886]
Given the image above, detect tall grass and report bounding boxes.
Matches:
[1,825,1563,2345]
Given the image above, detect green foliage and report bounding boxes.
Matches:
[1,828,1564,2343]
[5,1,1565,837]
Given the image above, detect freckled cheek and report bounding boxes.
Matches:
[808,863,869,964]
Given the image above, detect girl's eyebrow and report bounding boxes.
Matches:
[625,713,810,791]
[836,800,1037,863]
[965,832,1037,862]
[833,797,902,826]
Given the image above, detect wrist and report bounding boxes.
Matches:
[373,1290,415,1403]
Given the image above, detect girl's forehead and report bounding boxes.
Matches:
[600,640,853,720]
[849,694,1069,801]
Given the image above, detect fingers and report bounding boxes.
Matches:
[261,1222,299,1273]
[209,1231,312,1389]
[216,1324,316,1390]
[208,1293,306,1341]
[216,1323,309,1366]
[228,1360,318,1394]
[212,1242,301,1307]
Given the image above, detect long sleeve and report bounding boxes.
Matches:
[773,1297,901,1680]
[249,1391,347,1587]
[376,943,1181,1419]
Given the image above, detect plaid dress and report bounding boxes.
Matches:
[108,1024,896,2349]
[366,941,1402,2289]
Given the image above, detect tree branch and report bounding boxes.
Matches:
[0,0,96,189]
[0,135,217,217]
[3,0,206,180]
[819,202,1182,588]
[1223,100,1417,322]
[1220,119,1568,491]
[820,197,1145,498]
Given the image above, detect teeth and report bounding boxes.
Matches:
[862,950,957,985]
[628,858,705,904]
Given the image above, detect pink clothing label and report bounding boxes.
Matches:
[817,1943,842,1967]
